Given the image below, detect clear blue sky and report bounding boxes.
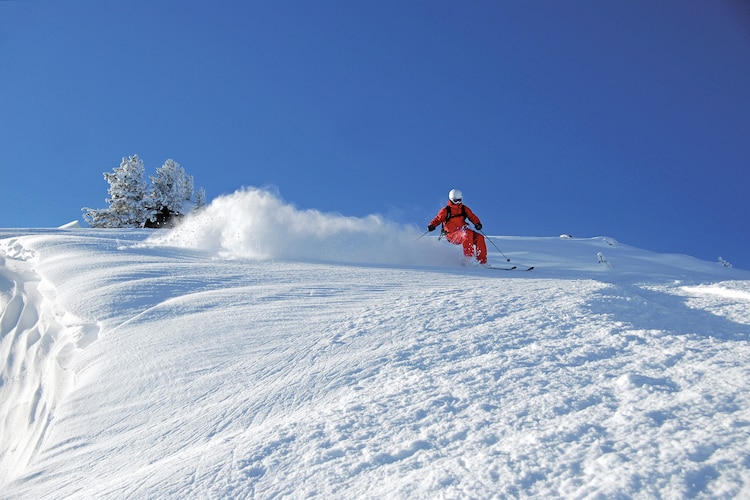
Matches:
[2,0,749,268]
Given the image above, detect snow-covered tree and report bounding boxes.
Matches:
[83,155,151,228]
[148,159,190,216]
[183,173,194,201]
[83,154,203,228]
[144,159,198,227]
[194,187,207,210]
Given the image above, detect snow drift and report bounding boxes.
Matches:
[2,189,750,498]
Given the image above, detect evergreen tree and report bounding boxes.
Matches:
[194,187,207,210]
[149,159,189,217]
[83,154,203,228]
[83,155,150,228]
[183,173,194,202]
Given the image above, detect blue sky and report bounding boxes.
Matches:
[2,0,749,268]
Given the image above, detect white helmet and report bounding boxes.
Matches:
[448,188,463,204]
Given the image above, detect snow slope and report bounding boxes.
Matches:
[2,188,750,498]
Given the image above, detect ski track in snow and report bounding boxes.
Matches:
[1,221,750,497]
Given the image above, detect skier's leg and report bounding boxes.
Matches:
[474,231,488,264]
[462,236,475,258]
[445,230,464,247]
[447,230,474,258]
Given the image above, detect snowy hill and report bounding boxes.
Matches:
[2,189,750,498]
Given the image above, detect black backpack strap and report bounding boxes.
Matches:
[442,204,466,227]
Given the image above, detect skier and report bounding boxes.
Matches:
[427,188,488,264]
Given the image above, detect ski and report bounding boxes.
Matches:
[482,264,534,271]
[485,265,516,270]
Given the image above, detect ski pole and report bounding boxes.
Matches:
[416,230,430,241]
[479,230,511,262]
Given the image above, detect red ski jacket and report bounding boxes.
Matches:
[430,202,481,234]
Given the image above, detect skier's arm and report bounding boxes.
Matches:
[427,207,447,231]
[465,206,482,230]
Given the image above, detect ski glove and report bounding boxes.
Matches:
[427,224,436,232]
[475,223,482,231]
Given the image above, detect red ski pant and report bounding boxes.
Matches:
[446,228,487,264]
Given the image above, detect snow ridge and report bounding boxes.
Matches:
[0,239,99,484]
